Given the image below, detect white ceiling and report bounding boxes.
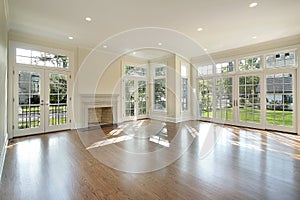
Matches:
[8,0,300,55]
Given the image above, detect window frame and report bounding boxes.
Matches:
[153,65,167,112]
[181,62,190,112]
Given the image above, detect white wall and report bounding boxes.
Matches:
[0,0,8,179]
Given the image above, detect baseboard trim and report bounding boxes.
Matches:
[0,133,8,183]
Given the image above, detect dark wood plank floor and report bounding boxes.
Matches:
[1,120,300,200]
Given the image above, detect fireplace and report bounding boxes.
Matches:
[88,107,113,126]
[81,94,119,128]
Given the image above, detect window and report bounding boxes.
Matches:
[124,65,147,77]
[266,73,293,126]
[197,64,213,76]
[239,75,261,123]
[216,77,233,121]
[16,48,69,68]
[239,57,261,71]
[198,79,213,118]
[154,66,166,111]
[265,51,295,68]
[216,61,234,74]
[181,64,189,111]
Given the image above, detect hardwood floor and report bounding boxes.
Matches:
[1,120,300,200]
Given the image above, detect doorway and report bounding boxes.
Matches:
[13,66,71,137]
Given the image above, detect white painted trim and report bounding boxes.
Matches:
[149,113,195,123]
[81,94,119,128]
[0,133,8,182]
[8,41,75,137]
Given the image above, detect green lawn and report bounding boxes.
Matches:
[20,105,67,112]
[18,105,67,129]
[18,117,67,129]
[201,108,293,126]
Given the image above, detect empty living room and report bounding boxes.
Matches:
[0,0,300,199]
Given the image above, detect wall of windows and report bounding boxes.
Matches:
[195,49,297,133]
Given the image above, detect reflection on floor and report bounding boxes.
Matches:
[1,120,300,199]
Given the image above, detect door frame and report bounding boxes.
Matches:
[13,66,72,137]
[9,41,74,138]
[122,77,148,121]
[13,66,45,136]
[44,69,71,132]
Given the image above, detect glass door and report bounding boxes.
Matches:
[14,67,44,136]
[215,76,235,124]
[198,78,213,120]
[265,71,296,132]
[237,74,263,128]
[137,80,147,118]
[14,67,71,137]
[123,78,148,121]
[45,71,70,132]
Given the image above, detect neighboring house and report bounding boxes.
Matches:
[256,75,293,110]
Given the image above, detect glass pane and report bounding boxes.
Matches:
[266,73,293,127]
[181,78,188,111]
[216,61,234,74]
[138,81,147,115]
[154,78,166,110]
[239,57,261,71]
[125,80,135,116]
[49,74,68,126]
[266,51,296,68]
[18,71,41,130]
[15,48,69,68]
[199,79,213,118]
[239,75,261,123]
[155,67,166,77]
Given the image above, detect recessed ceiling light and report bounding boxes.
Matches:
[68,36,73,40]
[158,42,162,46]
[252,36,257,39]
[85,17,92,22]
[197,27,203,32]
[103,45,107,48]
[133,52,137,55]
[203,48,208,51]
[249,2,258,8]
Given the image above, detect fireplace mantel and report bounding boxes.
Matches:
[81,94,119,127]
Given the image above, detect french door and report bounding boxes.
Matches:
[215,76,236,125]
[237,74,263,129]
[14,66,71,137]
[123,78,148,121]
[264,70,296,132]
[198,72,296,132]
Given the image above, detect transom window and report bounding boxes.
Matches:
[216,61,234,74]
[239,57,261,71]
[16,48,69,68]
[124,65,147,77]
[197,64,213,76]
[155,66,167,77]
[265,51,295,68]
